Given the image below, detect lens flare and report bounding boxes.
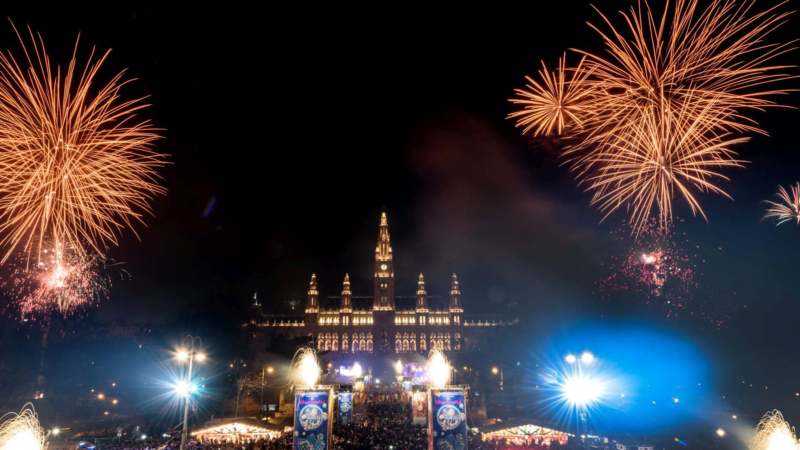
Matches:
[0,404,46,450]
[561,374,605,408]
[751,410,799,450]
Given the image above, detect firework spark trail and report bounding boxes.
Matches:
[0,404,46,450]
[5,243,109,318]
[0,24,167,264]
[510,0,795,234]
[508,55,594,137]
[764,182,800,226]
[751,410,799,450]
[598,222,705,320]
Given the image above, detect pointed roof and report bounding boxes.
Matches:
[450,273,461,295]
[342,273,352,295]
[417,273,427,295]
[308,273,319,296]
[375,211,393,262]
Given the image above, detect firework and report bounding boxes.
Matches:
[751,410,799,450]
[600,223,698,319]
[292,347,321,387]
[508,55,594,137]
[0,404,46,450]
[2,242,109,318]
[426,349,451,388]
[0,25,166,264]
[764,182,800,226]
[510,0,794,233]
[578,96,748,232]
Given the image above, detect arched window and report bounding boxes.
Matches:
[352,341,360,352]
[396,339,402,352]
[445,334,451,351]
[402,339,409,352]
[332,336,338,351]
[342,333,349,353]
[360,338,366,351]
[410,339,416,352]
[367,339,373,352]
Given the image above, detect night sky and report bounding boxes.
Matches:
[1,1,800,439]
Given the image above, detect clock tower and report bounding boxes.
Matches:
[373,212,395,311]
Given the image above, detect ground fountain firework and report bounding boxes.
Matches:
[0,404,46,450]
[752,410,799,450]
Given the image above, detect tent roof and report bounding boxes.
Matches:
[191,418,282,437]
[481,421,571,438]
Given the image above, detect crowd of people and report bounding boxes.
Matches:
[70,400,567,449]
[332,401,428,449]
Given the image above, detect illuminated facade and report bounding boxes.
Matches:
[247,212,514,354]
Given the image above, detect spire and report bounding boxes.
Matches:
[306,273,319,313]
[341,273,352,311]
[374,211,396,310]
[375,211,393,263]
[416,273,428,311]
[449,273,462,311]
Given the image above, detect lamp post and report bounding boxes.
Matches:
[260,365,274,417]
[175,336,206,450]
[562,351,599,449]
[491,365,504,391]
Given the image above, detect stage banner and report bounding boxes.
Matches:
[428,389,468,450]
[337,391,353,425]
[411,390,427,425]
[293,388,332,450]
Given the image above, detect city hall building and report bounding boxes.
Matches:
[245,212,515,357]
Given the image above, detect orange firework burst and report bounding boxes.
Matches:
[508,55,594,137]
[764,182,800,226]
[0,25,166,264]
[510,0,795,234]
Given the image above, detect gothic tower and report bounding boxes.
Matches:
[373,212,395,311]
[416,273,428,311]
[340,273,353,326]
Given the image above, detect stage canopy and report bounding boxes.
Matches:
[481,422,571,447]
[191,418,283,443]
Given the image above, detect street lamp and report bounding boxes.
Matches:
[561,374,604,408]
[174,336,206,450]
[260,365,276,417]
[559,351,604,449]
[491,366,504,391]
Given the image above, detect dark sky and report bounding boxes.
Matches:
[2,1,800,434]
